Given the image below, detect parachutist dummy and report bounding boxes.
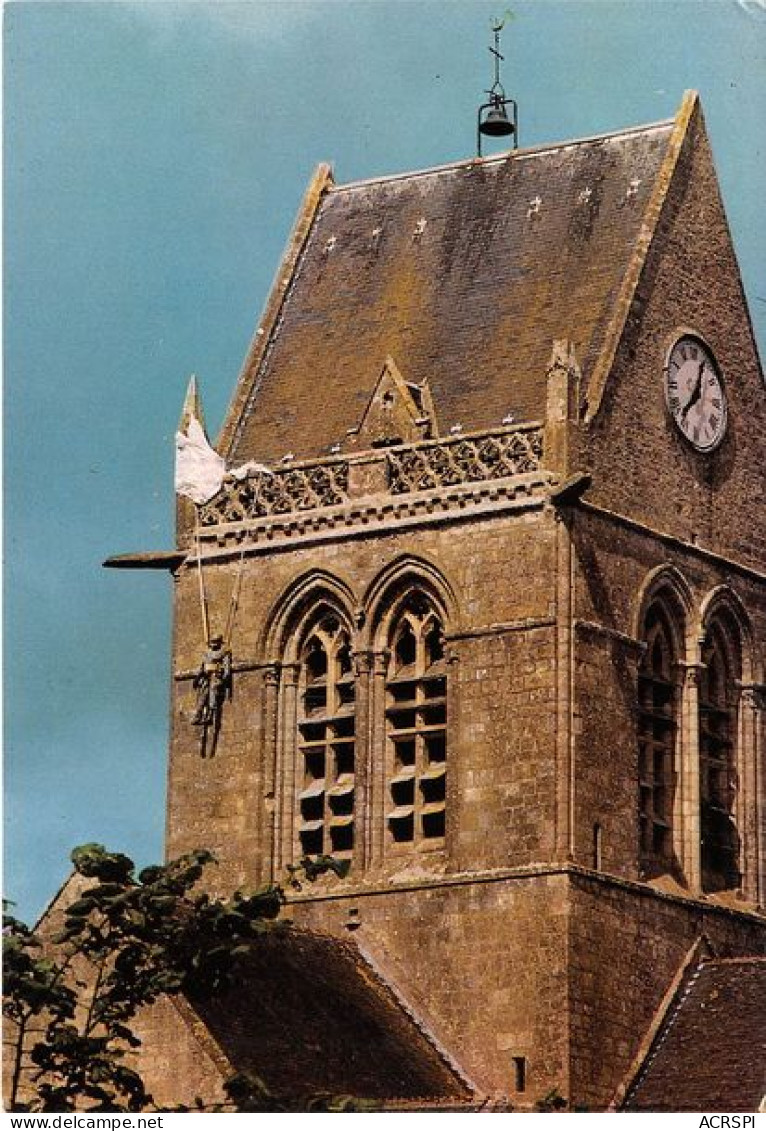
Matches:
[192,635,232,726]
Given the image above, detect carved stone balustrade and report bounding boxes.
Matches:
[200,460,350,525]
[386,427,543,494]
[196,424,547,542]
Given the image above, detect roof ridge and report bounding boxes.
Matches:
[612,932,714,1110]
[620,949,766,1111]
[700,954,766,966]
[623,962,705,1107]
[33,868,88,930]
[584,89,700,422]
[330,117,676,194]
[217,163,334,460]
[277,920,361,954]
[272,924,475,1100]
[355,938,479,1097]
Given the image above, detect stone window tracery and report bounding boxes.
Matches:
[699,620,740,893]
[296,616,356,860]
[637,601,678,874]
[385,596,447,848]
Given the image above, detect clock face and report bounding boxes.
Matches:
[664,336,727,452]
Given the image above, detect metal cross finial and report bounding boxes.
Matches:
[488,21,504,94]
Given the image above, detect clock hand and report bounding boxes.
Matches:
[681,361,705,420]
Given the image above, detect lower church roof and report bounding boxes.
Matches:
[186,925,472,1107]
[622,957,766,1112]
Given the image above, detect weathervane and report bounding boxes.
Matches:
[477,15,519,157]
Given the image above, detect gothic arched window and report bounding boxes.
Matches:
[637,600,678,874]
[699,619,740,893]
[296,615,356,860]
[385,595,447,848]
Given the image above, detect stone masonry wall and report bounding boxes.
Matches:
[158,103,766,1115]
[287,870,571,1107]
[571,506,766,885]
[167,504,561,892]
[583,108,766,570]
[567,872,766,1111]
[289,869,766,1110]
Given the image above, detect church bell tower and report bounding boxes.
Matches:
[152,90,766,1109]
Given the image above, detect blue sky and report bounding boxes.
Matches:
[5,0,766,922]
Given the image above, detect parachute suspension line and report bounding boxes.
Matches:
[223,473,262,648]
[194,508,211,645]
[224,545,246,648]
[190,510,244,651]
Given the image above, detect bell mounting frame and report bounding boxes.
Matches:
[477,17,519,157]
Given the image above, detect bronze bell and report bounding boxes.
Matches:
[480,102,515,138]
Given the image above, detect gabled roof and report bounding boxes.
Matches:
[221,95,700,467]
[187,925,472,1107]
[622,957,766,1112]
[12,879,470,1110]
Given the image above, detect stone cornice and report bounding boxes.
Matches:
[579,498,766,586]
[285,861,766,924]
[447,615,556,643]
[575,618,646,653]
[183,470,553,566]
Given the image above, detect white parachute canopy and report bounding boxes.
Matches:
[175,416,226,505]
[229,459,272,481]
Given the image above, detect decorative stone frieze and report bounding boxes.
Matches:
[192,474,551,558]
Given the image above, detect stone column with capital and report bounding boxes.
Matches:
[352,649,373,872]
[276,663,300,876]
[444,641,460,861]
[369,651,390,868]
[677,660,704,893]
[737,684,765,906]
[260,664,280,883]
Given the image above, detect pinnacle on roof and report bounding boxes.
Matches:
[178,373,207,435]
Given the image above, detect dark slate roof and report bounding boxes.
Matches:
[622,958,766,1112]
[228,119,674,465]
[188,926,471,1106]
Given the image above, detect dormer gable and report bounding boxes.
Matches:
[346,358,438,451]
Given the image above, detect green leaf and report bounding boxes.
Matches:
[64,898,97,918]
[71,844,135,883]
